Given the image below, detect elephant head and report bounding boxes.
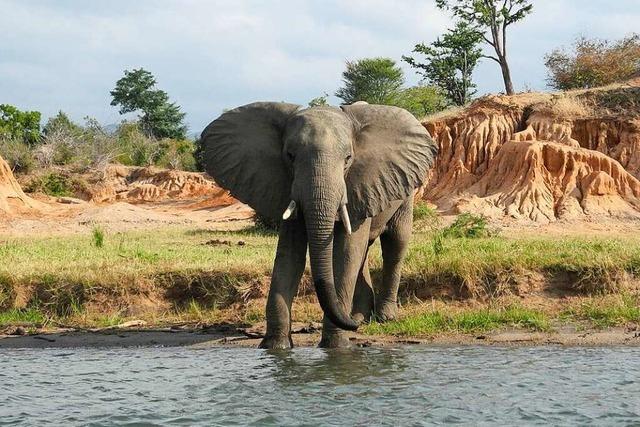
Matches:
[200,102,437,331]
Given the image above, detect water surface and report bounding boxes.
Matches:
[1,346,639,425]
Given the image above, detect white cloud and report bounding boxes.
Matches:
[0,0,638,133]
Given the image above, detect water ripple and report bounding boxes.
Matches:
[1,346,639,425]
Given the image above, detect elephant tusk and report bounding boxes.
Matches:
[282,200,297,220]
[339,204,352,235]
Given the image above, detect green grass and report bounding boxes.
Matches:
[92,226,105,248]
[563,295,640,328]
[1,225,640,324]
[0,226,278,316]
[0,308,46,326]
[363,306,550,336]
[398,232,640,296]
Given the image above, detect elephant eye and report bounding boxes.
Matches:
[345,154,352,163]
[287,151,295,161]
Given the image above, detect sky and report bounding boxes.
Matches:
[1,0,639,135]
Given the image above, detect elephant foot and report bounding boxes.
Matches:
[351,311,372,324]
[318,332,351,348]
[258,334,293,349]
[375,302,398,322]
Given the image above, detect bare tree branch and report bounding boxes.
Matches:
[482,54,501,63]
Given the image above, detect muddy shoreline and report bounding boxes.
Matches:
[3,323,640,349]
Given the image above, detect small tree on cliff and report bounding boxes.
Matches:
[403,21,483,105]
[394,85,448,118]
[335,58,405,105]
[110,68,187,139]
[545,34,640,90]
[435,0,533,95]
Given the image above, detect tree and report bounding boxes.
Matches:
[0,104,41,145]
[404,21,483,105]
[436,0,533,95]
[308,93,329,107]
[545,34,640,90]
[42,111,82,136]
[110,68,187,139]
[335,58,405,105]
[394,85,448,118]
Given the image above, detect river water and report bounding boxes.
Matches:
[1,346,639,425]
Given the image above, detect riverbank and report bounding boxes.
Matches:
[2,224,640,347]
[2,321,640,348]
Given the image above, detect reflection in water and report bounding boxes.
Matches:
[1,346,640,425]
[262,347,408,386]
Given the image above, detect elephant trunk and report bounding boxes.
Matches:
[302,180,358,332]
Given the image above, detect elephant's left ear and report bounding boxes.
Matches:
[342,104,438,218]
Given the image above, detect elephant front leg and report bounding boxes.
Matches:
[351,253,374,324]
[319,218,371,348]
[376,199,412,322]
[259,217,307,349]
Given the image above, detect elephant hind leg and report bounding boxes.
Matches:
[351,254,374,323]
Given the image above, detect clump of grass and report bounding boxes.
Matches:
[0,308,46,326]
[92,314,125,328]
[0,278,16,310]
[92,226,105,248]
[442,213,492,239]
[565,295,640,328]
[413,201,441,232]
[413,201,437,221]
[364,306,549,336]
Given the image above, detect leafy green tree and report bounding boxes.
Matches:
[0,104,41,145]
[404,21,483,105]
[545,34,640,90]
[308,93,329,107]
[436,0,533,95]
[335,58,405,105]
[394,85,448,118]
[42,111,82,136]
[110,68,187,139]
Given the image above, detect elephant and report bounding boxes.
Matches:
[200,101,437,349]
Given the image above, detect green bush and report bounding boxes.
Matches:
[442,213,491,239]
[25,173,78,197]
[155,139,197,171]
[0,138,35,173]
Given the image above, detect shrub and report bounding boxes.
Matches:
[253,213,280,233]
[115,122,160,166]
[0,138,35,173]
[545,34,640,90]
[442,213,491,239]
[24,173,80,197]
[36,127,78,166]
[155,139,197,171]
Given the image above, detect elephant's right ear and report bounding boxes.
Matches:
[200,102,301,221]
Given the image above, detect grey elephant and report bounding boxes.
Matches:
[200,102,437,349]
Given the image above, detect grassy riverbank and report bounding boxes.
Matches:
[1,224,640,337]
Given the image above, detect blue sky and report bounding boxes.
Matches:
[1,0,639,134]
